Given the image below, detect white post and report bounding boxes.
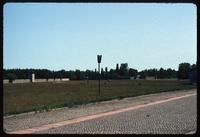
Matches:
[32,73,35,82]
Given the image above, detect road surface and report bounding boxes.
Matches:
[35,93,197,134]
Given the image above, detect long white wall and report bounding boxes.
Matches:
[3,78,69,84]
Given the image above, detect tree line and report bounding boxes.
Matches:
[3,62,196,82]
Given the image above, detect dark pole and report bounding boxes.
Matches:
[98,62,100,96]
[97,55,102,96]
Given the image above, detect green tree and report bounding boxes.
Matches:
[129,68,138,79]
[69,71,76,80]
[45,71,49,81]
[166,68,174,78]
[158,68,165,79]
[105,67,108,73]
[119,63,128,76]
[75,70,84,80]
[105,67,108,79]
[95,68,97,79]
[6,73,17,83]
[190,64,196,71]
[189,63,197,83]
[177,63,191,79]
[109,69,115,79]
[138,70,146,79]
[75,70,81,80]
[101,68,104,78]
[116,63,119,74]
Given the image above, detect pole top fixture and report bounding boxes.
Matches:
[97,55,102,63]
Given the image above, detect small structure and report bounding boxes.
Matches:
[136,75,140,79]
[31,73,35,82]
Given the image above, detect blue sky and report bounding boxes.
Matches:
[3,3,196,71]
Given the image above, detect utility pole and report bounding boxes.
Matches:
[97,55,102,96]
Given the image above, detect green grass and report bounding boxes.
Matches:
[3,79,196,116]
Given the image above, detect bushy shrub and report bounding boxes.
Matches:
[6,73,17,83]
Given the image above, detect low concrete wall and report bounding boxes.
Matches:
[34,79,47,83]
[54,78,62,81]
[14,79,30,83]
[3,78,70,84]
[3,79,31,84]
[62,78,70,81]
[47,79,54,82]
[3,80,9,84]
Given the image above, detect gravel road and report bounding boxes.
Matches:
[4,89,196,134]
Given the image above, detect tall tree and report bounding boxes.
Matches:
[75,69,81,80]
[116,63,119,72]
[189,63,197,83]
[190,64,196,71]
[6,73,17,83]
[105,67,108,79]
[105,67,108,73]
[101,68,104,78]
[119,63,128,76]
[129,68,138,79]
[158,68,165,79]
[177,63,191,79]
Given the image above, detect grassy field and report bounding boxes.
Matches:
[3,79,196,116]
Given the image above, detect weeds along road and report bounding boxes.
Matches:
[5,89,196,134]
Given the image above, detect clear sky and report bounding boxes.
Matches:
[3,3,196,71]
